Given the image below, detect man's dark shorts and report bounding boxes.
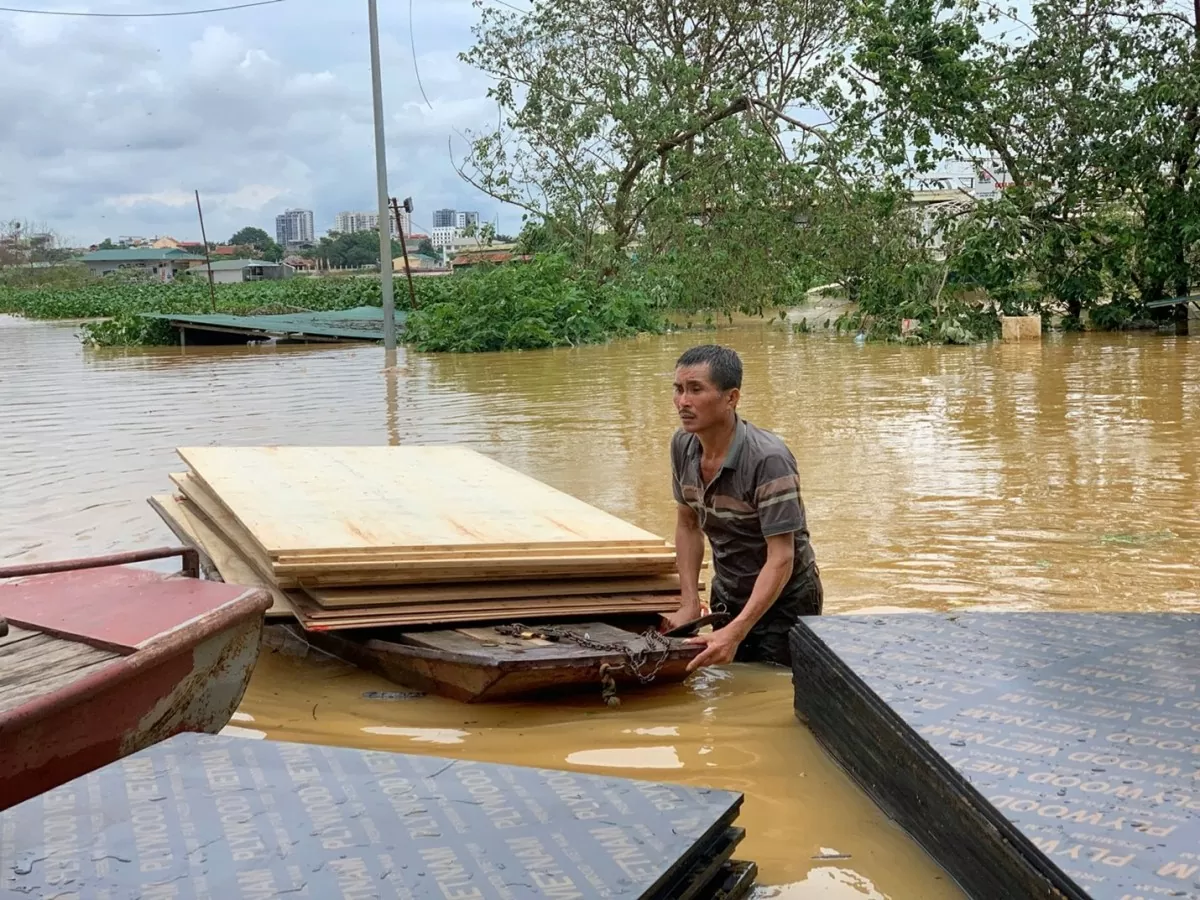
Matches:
[710,563,823,668]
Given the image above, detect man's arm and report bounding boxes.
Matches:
[662,503,705,631]
[684,533,793,671]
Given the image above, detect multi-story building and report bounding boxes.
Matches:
[431,226,459,249]
[433,208,457,229]
[334,211,375,234]
[333,211,401,237]
[275,208,315,247]
[456,211,479,230]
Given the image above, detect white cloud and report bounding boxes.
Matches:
[0,0,518,246]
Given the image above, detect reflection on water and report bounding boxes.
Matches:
[3,315,1198,895]
[564,745,685,769]
[360,725,470,744]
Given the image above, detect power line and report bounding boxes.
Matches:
[409,0,432,109]
[0,0,283,17]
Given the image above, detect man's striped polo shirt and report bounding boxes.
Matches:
[670,415,816,602]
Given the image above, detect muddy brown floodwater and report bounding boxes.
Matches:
[3,314,1199,897]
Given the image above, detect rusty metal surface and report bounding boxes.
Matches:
[0,564,270,651]
[121,615,265,754]
[0,732,745,899]
[0,546,199,580]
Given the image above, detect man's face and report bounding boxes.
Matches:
[673,363,737,433]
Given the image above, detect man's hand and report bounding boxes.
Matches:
[658,606,701,634]
[684,626,744,673]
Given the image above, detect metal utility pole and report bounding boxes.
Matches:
[194,190,217,313]
[390,196,419,311]
[368,0,396,349]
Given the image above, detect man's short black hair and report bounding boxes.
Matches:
[676,344,743,392]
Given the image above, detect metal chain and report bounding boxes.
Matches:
[494,623,674,706]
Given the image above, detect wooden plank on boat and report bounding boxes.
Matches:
[302,574,686,608]
[176,445,669,557]
[287,588,682,631]
[275,551,677,577]
[293,591,680,620]
[790,612,1200,900]
[1,732,753,898]
[167,473,299,589]
[0,625,42,650]
[169,470,677,587]
[149,493,297,619]
[0,630,119,714]
[291,555,678,587]
[151,493,681,633]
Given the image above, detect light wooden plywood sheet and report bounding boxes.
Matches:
[295,554,678,587]
[168,473,298,587]
[170,471,676,588]
[303,574,685,609]
[288,594,680,631]
[177,446,669,558]
[293,592,682,620]
[148,493,297,620]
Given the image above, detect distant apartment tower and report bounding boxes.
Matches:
[431,226,458,249]
[456,211,479,230]
[433,208,457,228]
[275,208,314,247]
[333,211,401,237]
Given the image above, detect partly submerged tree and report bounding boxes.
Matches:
[851,0,1200,326]
[456,0,850,271]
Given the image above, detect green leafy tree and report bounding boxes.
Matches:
[228,226,284,262]
[457,0,849,272]
[313,230,389,268]
[851,0,1200,328]
[229,226,271,247]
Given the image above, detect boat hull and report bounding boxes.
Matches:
[0,553,272,811]
[290,621,700,703]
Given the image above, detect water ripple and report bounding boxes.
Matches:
[1,317,1197,613]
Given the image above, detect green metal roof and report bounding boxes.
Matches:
[194,258,281,271]
[141,306,405,341]
[83,248,205,262]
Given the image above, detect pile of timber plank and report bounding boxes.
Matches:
[150,445,686,630]
[4,732,758,899]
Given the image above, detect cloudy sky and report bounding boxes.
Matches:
[0,0,522,246]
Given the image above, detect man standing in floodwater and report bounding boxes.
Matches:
[661,344,822,670]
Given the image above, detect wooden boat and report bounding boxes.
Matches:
[0,547,273,811]
[271,617,703,704]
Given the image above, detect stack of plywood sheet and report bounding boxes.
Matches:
[150,445,687,631]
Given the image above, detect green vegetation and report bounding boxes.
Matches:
[0,255,662,350]
[0,275,379,321]
[405,255,662,352]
